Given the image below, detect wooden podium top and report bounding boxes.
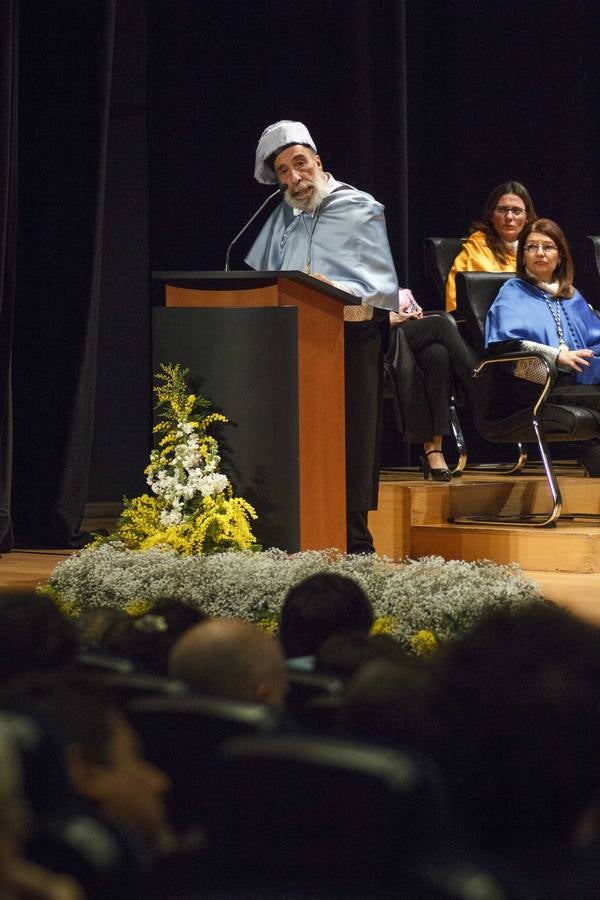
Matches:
[151,270,361,305]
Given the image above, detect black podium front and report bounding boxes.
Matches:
[152,271,353,552]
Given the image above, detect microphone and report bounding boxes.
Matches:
[224,184,287,271]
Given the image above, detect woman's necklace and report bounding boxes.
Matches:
[540,288,569,351]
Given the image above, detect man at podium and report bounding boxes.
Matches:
[246,120,399,554]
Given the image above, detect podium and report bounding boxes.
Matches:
[151,271,358,552]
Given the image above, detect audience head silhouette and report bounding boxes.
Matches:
[0,676,171,849]
[169,617,288,706]
[0,590,79,678]
[434,602,600,858]
[279,573,374,659]
[315,631,407,679]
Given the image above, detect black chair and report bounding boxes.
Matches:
[420,236,480,472]
[203,733,447,889]
[452,271,600,527]
[584,235,600,308]
[76,654,189,702]
[423,237,465,309]
[456,270,528,475]
[286,668,345,731]
[76,650,137,674]
[459,271,512,355]
[202,733,531,899]
[127,693,284,830]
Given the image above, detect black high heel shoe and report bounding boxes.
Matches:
[420,450,452,482]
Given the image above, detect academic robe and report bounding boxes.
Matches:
[485,277,600,385]
[245,178,398,311]
[245,178,398,517]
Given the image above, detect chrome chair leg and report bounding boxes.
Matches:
[449,424,561,528]
[449,399,467,475]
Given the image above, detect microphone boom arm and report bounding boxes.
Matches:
[224,185,285,271]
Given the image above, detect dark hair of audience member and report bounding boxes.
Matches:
[315,630,407,679]
[76,608,130,652]
[0,673,121,766]
[337,656,441,751]
[78,600,207,675]
[0,591,79,679]
[279,574,374,659]
[432,602,600,858]
[127,600,207,675]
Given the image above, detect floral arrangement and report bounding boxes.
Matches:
[102,364,257,555]
[42,363,546,653]
[45,545,544,651]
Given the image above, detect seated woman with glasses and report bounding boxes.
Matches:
[445,181,537,313]
[485,217,600,474]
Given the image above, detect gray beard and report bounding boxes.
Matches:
[284,173,329,213]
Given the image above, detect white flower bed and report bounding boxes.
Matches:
[47,544,544,646]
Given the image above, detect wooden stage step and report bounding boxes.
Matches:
[370,467,600,572]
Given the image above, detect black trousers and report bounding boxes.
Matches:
[344,311,389,515]
[400,314,475,438]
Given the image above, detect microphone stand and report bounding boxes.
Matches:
[224,185,286,271]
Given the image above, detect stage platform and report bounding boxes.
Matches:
[372,464,600,571]
[2,474,600,625]
[370,464,600,625]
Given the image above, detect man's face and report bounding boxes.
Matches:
[79,713,170,846]
[273,144,327,212]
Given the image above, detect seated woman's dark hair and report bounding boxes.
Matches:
[516,218,575,298]
[472,180,537,265]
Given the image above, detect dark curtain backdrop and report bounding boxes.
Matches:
[406,0,600,307]
[147,0,600,305]
[0,0,17,551]
[11,0,116,547]
[87,0,151,506]
[2,0,600,550]
[147,0,409,280]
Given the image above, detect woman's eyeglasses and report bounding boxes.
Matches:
[524,243,558,254]
[494,206,526,217]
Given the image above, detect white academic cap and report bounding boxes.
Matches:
[254,120,317,184]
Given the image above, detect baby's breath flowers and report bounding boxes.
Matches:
[45,546,544,653]
[103,364,257,555]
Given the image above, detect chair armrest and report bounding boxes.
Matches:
[477,348,557,373]
[474,351,556,415]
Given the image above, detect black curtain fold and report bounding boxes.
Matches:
[11,0,116,547]
[0,0,17,552]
